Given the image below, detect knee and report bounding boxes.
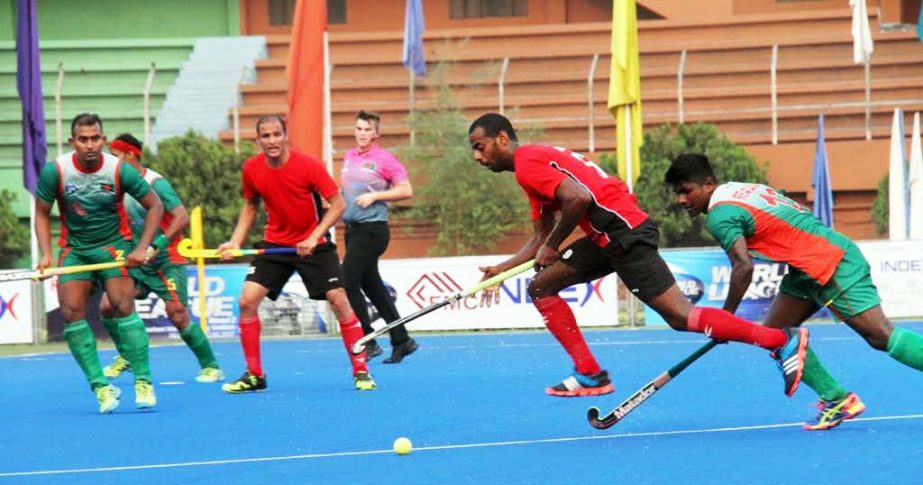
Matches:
[60,305,85,323]
[168,307,189,328]
[99,298,114,317]
[108,298,135,318]
[527,280,556,301]
[238,295,261,316]
[863,328,891,351]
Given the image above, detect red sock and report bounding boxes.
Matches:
[687,307,786,350]
[534,296,601,375]
[339,315,368,374]
[239,316,263,376]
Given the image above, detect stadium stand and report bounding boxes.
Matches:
[0,38,194,217]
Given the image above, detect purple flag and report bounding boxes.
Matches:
[402,0,426,76]
[16,0,47,194]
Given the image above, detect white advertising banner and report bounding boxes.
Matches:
[858,240,923,318]
[377,255,619,330]
[0,279,35,344]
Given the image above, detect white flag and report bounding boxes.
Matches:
[889,109,908,240]
[850,0,874,64]
[910,112,923,239]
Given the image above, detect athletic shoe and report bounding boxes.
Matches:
[135,381,157,409]
[803,392,866,431]
[772,327,809,397]
[95,384,121,414]
[383,338,419,364]
[103,355,131,379]
[221,372,267,393]
[195,367,225,383]
[365,340,384,361]
[546,369,615,397]
[354,371,377,391]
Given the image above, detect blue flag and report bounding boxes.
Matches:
[812,114,834,228]
[402,0,426,76]
[16,0,46,194]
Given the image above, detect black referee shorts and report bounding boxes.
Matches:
[559,219,675,303]
[245,241,345,301]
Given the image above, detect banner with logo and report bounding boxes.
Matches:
[859,240,923,318]
[378,255,619,330]
[0,279,35,344]
[644,248,787,325]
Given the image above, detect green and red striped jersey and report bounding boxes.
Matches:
[706,182,851,286]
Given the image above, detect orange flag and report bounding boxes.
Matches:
[286,0,326,159]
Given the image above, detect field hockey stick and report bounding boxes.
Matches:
[587,339,722,429]
[0,261,128,283]
[351,259,535,354]
[176,238,297,259]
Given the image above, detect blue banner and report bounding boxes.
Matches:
[644,248,787,325]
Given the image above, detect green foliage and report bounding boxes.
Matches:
[398,63,530,255]
[870,173,889,235]
[599,123,768,247]
[0,190,30,268]
[146,132,258,247]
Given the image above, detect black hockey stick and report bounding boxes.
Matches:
[587,339,722,429]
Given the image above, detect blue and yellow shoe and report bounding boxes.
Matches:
[773,327,809,397]
[222,372,267,393]
[803,392,866,431]
[546,369,614,397]
[95,384,121,414]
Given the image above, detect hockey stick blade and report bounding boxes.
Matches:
[587,339,721,429]
[177,238,296,259]
[351,259,535,354]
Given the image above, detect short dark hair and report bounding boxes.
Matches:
[468,113,518,142]
[256,114,286,134]
[664,153,715,185]
[356,110,381,132]
[71,113,103,136]
[114,133,143,151]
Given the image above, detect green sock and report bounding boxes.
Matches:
[100,316,127,357]
[115,313,152,382]
[180,323,219,369]
[63,320,109,390]
[887,327,923,371]
[800,348,848,402]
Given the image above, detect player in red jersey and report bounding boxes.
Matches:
[468,113,808,397]
[218,115,375,392]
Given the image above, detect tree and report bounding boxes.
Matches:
[870,174,888,235]
[599,123,768,247]
[398,64,530,255]
[0,190,29,268]
[147,132,258,247]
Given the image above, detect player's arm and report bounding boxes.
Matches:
[355,179,412,207]
[723,237,754,314]
[298,191,346,256]
[152,178,189,242]
[480,208,553,279]
[223,197,260,249]
[132,190,165,266]
[34,198,54,270]
[536,177,591,267]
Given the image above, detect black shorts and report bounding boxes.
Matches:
[559,219,675,303]
[246,241,344,301]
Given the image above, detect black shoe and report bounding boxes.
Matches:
[384,338,419,364]
[365,340,383,361]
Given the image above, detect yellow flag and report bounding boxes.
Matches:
[608,0,643,188]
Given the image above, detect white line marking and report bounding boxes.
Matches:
[158,381,185,386]
[2,414,920,478]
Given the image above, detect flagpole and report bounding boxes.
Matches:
[624,105,633,194]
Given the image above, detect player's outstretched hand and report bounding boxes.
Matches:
[217,241,239,261]
[478,264,503,302]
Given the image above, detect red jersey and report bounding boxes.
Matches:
[242,150,339,246]
[513,144,649,247]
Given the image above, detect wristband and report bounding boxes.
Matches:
[151,234,170,251]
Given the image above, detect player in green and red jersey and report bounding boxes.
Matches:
[99,133,223,384]
[35,114,164,413]
[666,153,923,430]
